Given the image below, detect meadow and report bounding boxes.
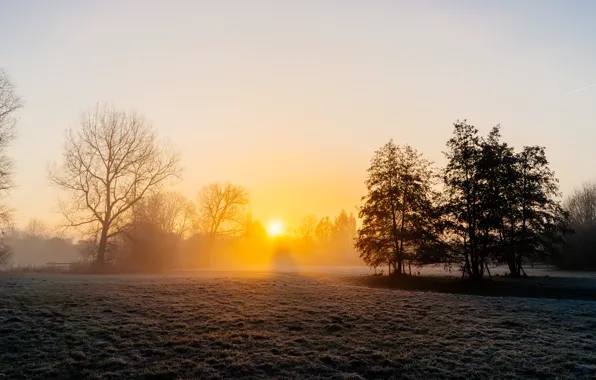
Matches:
[1,271,596,379]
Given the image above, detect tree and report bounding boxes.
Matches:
[443,121,487,279]
[566,181,596,227]
[561,182,596,269]
[0,228,11,267]
[356,140,437,275]
[443,121,567,279]
[477,130,567,276]
[106,192,196,271]
[0,238,12,267]
[196,182,249,240]
[297,214,318,245]
[131,192,195,239]
[23,219,51,239]
[315,216,333,246]
[0,70,22,223]
[333,210,355,238]
[331,210,357,252]
[510,146,567,275]
[49,104,181,266]
[473,126,519,276]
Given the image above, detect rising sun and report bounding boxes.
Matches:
[266,220,285,238]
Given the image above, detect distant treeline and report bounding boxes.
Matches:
[77,190,361,272]
[3,193,361,272]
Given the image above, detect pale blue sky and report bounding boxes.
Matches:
[1,0,596,229]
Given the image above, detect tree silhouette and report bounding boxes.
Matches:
[508,146,567,275]
[331,210,357,252]
[442,121,488,279]
[49,104,181,266]
[0,70,22,224]
[196,182,249,240]
[561,182,596,269]
[443,121,567,279]
[131,192,195,239]
[23,219,51,239]
[111,193,193,272]
[315,216,333,246]
[297,214,318,247]
[356,141,436,275]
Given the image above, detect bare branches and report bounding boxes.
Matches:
[0,70,21,205]
[197,182,249,239]
[0,70,21,134]
[127,192,196,239]
[0,241,12,267]
[49,103,181,263]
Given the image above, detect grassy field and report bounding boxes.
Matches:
[1,272,596,379]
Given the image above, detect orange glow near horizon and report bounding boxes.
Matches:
[266,220,285,238]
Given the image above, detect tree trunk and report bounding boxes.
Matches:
[96,224,109,267]
[391,202,402,276]
[471,249,480,280]
[485,262,492,279]
[520,264,528,277]
[514,166,527,278]
[515,252,524,277]
[506,245,518,276]
[398,179,408,276]
[463,234,472,279]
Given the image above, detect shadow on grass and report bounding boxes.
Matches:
[350,274,596,301]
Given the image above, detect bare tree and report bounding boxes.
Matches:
[566,181,596,228]
[23,219,51,239]
[0,237,12,267]
[297,214,318,243]
[197,182,249,240]
[560,182,596,269]
[132,192,196,238]
[49,104,181,266]
[0,70,23,223]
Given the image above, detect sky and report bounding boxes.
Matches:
[1,0,596,231]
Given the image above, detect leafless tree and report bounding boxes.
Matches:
[565,181,596,228]
[0,70,23,223]
[197,182,249,240]
[23,219,51,239]
[0,238,12,267]
[132,192,196,238]
[297,214,318,243]
[49,104,181,265]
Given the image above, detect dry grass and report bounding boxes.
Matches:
[1,272,595,379]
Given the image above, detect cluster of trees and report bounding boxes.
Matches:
[356,121,569,280]
[294,210,359,265]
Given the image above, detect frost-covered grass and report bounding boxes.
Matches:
[1,272,596,379]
